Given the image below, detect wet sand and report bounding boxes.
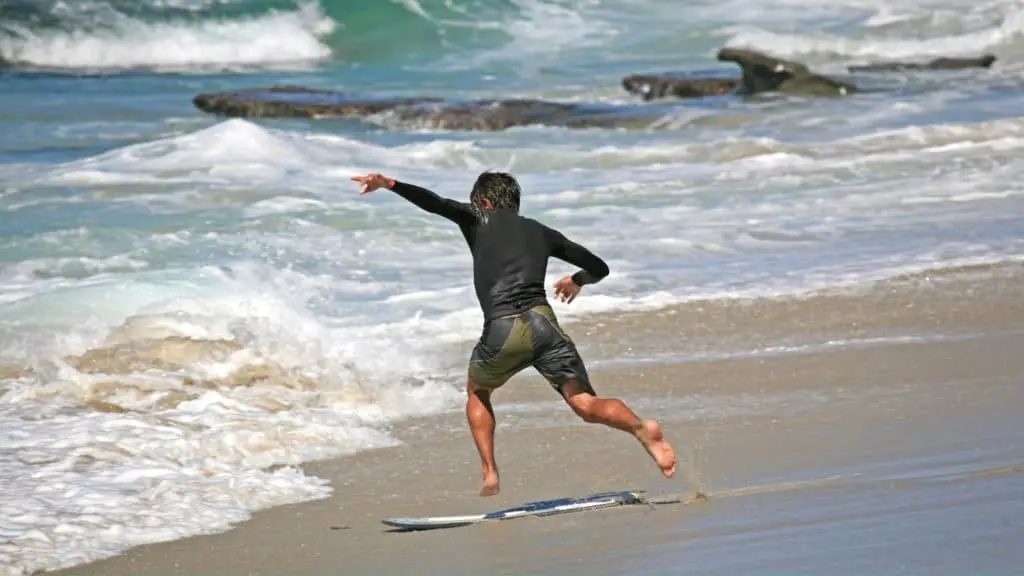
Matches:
[51,265,1024,576]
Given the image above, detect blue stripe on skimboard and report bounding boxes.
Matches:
[382,490,646,531]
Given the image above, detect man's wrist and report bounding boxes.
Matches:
[384,177,397,189]
[571,271,590,286]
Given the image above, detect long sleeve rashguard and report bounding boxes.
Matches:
[389,180,610,321]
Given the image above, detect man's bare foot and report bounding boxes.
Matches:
[480,468,500,497]
[636,419,676,478]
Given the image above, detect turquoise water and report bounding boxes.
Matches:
[2,0,1024,573]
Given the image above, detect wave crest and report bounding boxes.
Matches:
[0,0,336,70]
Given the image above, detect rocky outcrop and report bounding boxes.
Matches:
[622,49,1001,102]
[621,75,739,101]
[192,86,677,130]
[716,47,857,97]
[622,48,857,101]
[847,53,997,72]
[192,49,1004,127]
[380,98,671,130]
[193,86,443,118]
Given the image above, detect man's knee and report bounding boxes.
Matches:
[467,378,493,399]
[562,380,599,422]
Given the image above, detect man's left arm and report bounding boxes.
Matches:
[545,226,610,286]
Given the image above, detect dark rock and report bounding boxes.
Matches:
[716,47,857,97]
[621,74,739,101]
[847,53,997,72]
[192,86,677,131]
[381,98,665,131]
[622,47,858,102]
[193,86,444,118]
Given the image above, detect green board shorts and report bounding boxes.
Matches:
[468,304,595,396]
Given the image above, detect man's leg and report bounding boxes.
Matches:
[525,305,676,478]
[560,379,676,478]
[465,378,500,496]
[465,313,532,496]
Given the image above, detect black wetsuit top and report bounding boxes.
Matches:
[389,181,610,322]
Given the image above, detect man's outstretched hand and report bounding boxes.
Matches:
[553,275,582,304]
[351,173,395,195]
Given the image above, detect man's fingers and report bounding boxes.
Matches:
[553,276,581,303]
[553,283,579,304]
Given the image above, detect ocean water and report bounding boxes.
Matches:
[1,0,1023,573]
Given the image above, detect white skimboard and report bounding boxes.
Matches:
[383,490,660,531]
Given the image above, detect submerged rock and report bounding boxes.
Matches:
[193,86,677,130]
[376,98,667,130]
[847,53,997,72]
[621,74,739,101]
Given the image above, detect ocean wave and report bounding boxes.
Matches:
[0,258,464,575]
[721,0,1024,65]
[0,0,336,70]
[4,82,1024,572]
[0,0,598,71]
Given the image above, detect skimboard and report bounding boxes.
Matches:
[382,489,697,531]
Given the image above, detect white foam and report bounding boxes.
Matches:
[0,400,393,575]
[0,1,336,70]
[243,196,329,218]
[722,0,1024,62]
[0,257,466,575]
[20,117,1024,301]
[39,120,473,194]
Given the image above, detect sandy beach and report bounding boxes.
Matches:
[5,1,1024,573]
[49,263,1024,576]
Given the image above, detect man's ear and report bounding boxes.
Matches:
[482,198,494,209]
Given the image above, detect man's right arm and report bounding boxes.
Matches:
[388,180,476,227]
[544,225,610,286]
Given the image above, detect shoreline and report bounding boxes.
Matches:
[48,264,1024,575]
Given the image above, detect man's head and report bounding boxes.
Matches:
[470,171,521,212]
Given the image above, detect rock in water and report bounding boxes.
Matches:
[716,47,857,97]
[193,86,443,118]
[192,86,679,131]
[622,48,857,101]
[621,75,739,101]
[847,54,997,72]
[377,98,662,131]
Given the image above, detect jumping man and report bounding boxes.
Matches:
[352,171,676,496]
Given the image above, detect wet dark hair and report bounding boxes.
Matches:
[470,171,521,212]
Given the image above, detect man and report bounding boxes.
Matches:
[352,171,676,496]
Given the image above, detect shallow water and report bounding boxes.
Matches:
[2,0,1024,573]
